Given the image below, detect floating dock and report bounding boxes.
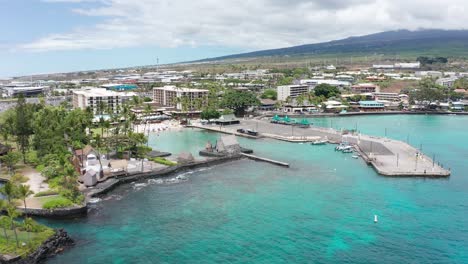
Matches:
[241,153,290,167]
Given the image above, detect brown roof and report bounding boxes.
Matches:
[75,145,94,156]
[260,99,276,105]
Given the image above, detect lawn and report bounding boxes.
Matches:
[0,227,55,257]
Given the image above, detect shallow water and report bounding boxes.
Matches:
[43,115,468,263]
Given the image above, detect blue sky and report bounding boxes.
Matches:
[2,0,467,77]
[0,1,244,77]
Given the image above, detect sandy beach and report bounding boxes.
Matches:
[133,120,185,134]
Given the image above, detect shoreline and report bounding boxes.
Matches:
[191,120,450,178]
[261,111,468,118]
[0,229,74,264]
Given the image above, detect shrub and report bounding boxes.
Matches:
[150,157,177,166]
[42,197,74,209]
[25,151,40,166]
[10,173,28,183]
[35,164,45,172]
[34,190,59,197]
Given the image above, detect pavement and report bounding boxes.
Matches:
[193,119,450,177]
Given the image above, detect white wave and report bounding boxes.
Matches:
[88,198,101,204]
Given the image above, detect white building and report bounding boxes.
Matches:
[153,86,208,110]
[277,85,309,101]
[299,79,350,89]
[72,87,136,114]
[436,77,458,88]
[394,62,421,69]
[373,92,401,102]
[415,71,443,78]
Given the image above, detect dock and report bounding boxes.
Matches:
[241,153,290,167]
[193,120,450,177]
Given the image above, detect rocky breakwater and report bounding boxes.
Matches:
[1,229,74,264]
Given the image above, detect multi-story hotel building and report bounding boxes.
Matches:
[72,87,135,114]
[153,86,208,110]
[276,85,310,101]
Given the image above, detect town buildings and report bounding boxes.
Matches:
[277,85,309,101]
[72,87,136,114]
[436,77,459,88]
[351,83,380,93]
[153,86,208,110]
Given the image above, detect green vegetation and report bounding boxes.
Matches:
[416,56,448,65]
[150,157,177,166]
[454,77,468,89]
[0,182,55,257]
[219,90,260,116]
[34,190,59,197]
[200,109,221,120]
[407,78,461,108]
[260,89,277,100]
[314,84,341,98]
[42,197,74,210]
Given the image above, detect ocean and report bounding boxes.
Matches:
[43,115,468,263]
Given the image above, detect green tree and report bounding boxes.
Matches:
[14,94,34,162]
[23,217,35,244]
[314,84,341,98]
[409,79,445,108]
[17,184,34,219]
[220,90,260,116]
[0,214,9,245]
[201,109,221,120]
[0,151,21,174]
[6,204,20,249]
[260,89,277,100]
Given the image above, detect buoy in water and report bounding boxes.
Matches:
[374,215,378,223]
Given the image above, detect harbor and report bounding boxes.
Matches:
[193,118,450,177]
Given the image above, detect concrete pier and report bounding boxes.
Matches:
[194,120,450,177]
[241,153,290,167]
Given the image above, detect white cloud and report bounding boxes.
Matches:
[20,0,468,52]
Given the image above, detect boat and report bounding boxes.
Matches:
[311,139,327,145]
[342,148,353,153]
[352,155,359,159]
[374,215,378,223]
[335,142,351,151]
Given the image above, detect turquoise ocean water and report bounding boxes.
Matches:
[43,115,468,263]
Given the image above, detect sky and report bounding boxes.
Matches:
[1,0,468,77]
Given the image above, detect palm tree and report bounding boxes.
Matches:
[23,217,34,244]
[0,200,9,244]
[0,181,16,202]
[17,184,34,219]
[0,216,9,245]
[6,204,20,249]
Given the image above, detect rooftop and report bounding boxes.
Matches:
[153,86,208,92]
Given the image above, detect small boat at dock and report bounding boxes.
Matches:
[352,155,359,159]
[311,139,327,145]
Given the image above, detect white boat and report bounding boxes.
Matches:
[352,155,359,159]
[342,147,353,153]
[311,139,327,145]
[335,142,351,151]
[374,215,378,223]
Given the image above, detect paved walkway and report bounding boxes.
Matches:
[20,167,49,195]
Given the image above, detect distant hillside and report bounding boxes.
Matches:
[200,29,468,61]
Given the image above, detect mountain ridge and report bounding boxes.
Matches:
[197,29,468,62]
